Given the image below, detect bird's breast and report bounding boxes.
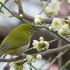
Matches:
[15,43,30,55]
[5,43,30,55]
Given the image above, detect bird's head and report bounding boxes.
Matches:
[18,23,37,41]
[19,23,41,40]
[22,24,34,36]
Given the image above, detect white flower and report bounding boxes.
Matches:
[44,41,49,49]
[44,6,55,17]
[32,37,49,52]
[36,54,42,60]
[26,54,42,62]
[19,14,23,18]
[68,0,70,4]
[44,0,60,17]
[32,40,39,49]
[0,0,4,3]
[39,36,44,41]
[62,24,69,35]
[58,24,69,35]
[26,55,36,62]
[34,15,42,24]
[68,16,70,20]
[58,29,64,35]
[51,18,65,31]
[62,24,69,30]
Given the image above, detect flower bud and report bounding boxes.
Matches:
[39,36,44,41]
[36,54,42,60]
[19,14,23,18]
[34,15,42,24]
[26,55,36,62]
[32,40,39,49]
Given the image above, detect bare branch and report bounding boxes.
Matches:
[0,44,70,62]
[0,1,28,23]
[57,40,62,69]
[60,59,70,70]
[17,0,24,14]
[42,25,70,43]
[46,49,69,70]
[0,0,9,10]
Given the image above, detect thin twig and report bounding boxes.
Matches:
[0,0,9,10]
[3,62,10,70]
[42,25,70,43]
[60,59,70,70]
[32,24,70,43]
[0,1,29,23]
[57,40,62,69]
[17,0,24,15]
[39,0,50,15]
[0,55,26,62]
[40,44,70,56]
[46,49,69,70]
[27,62,38,70]
[40,0,44,7]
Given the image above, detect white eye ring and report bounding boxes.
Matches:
[29,30,32,33]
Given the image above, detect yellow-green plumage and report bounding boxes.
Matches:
[0,23,34,56]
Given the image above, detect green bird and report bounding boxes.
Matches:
[0,23,36,56]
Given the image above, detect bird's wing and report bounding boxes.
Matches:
[0,39,30,56]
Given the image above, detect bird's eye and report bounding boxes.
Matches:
[29,30,32,34]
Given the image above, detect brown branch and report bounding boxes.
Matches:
[42,25,70,43]
[0,54,26,62]
[0,1,29,23]
[17,0,24,14]
[0,0,68,24]
[39,0,51,15]
[0,0,70,63]
[25,14,53,23]
[0,2,70,43]
[60,59,70,70]
[16,0,52,23]
[57,40,62,69]
[46,49,69,70]
[40,44,70,56]
[16,0,69,23]
[0,44,70,62]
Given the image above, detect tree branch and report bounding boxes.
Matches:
[17,0,24,14]
[60,59,70,70]
[46,49,69,70]
[42,25,70,43]
[57,39,62,69]
[0,44,70,62]
[0,0,9,10]
[0,1,29,23]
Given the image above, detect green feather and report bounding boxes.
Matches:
[0,23,34,56]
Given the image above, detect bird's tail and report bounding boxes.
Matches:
[0,45,6,57]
